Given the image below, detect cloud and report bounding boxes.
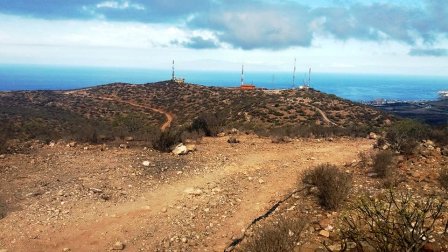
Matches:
[180,36,220,49]
[0,0,447,50]
[190,2,313,50]
[96,1,145,10]
[409,48,448,56]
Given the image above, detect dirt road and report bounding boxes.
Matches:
[0,135,372,251]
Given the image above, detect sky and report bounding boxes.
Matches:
[0,0,447,76]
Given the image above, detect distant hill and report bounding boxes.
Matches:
[0,81,392,146]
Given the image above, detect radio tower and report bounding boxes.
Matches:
[308,67,311,87]
[171,60,175,81]
[292,58,297,88]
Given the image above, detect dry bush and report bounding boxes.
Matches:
[240,216,306,252]
[152,130,181,152]
[0,199,6,219]
[302,164,352,210]
[357,151,371,169]
[385,119,429,155]
[340,191,446,252]
[372,150,395,178]
[439,166,448,191]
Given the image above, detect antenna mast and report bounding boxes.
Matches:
[292,58,297,88]
[172,60,175,81]
[308,67,311,87]
[241,64,244,86]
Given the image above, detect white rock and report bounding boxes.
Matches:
[172,143,188,155]
[142,161,150,167]
[184,187,203,196]
[112,241,124,250]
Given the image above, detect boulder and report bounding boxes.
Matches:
[442,147,448,156]
[368,132,378,140]
[227,136,240,144]
[172,143,188,155]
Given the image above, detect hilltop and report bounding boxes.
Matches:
[1,81,448,251]
[0,81,391,151]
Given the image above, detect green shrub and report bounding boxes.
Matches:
[372,150,395,178]
[302,164,352,210]
[239,217,306,252]
[340,191,445,252]
[385,120,429,155]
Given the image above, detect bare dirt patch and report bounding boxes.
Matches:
[0,135,372,251]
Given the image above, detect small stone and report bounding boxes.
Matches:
[0,249,8,252]
[62,248,71,252]
[89,188,103,193]
[258,178,265,184]
[83,146,88,150]
[181,237,188,243]
[184,187,203,196]
[125,136,134,141]
[161,207,167,213]
[68,142,77,147]
[112,241,125,250]
[0,154,5,159]
[319,230,330,238]
[142,161,150,167]
[119,144,128,149]
[227,136,239,144]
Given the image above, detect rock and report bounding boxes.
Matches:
[318,218,332,229]
[89,188,103,193]
[100,194,111,201]
[184,187,203,196]
[368,132,378,140]
[318,230,330,238]
[186,144,197,152]
[112,241,125,250]
[161,207,167,213]
[181,237,188,243]
[441,147,448,156]
[217,132,226,137]
[124,136,134,141]
[384,119,392,126]
[422,243,441,252]
[142,161,150,167]
[0,249,8,252]
[0,154,5,159]
[258,178,265,184]
[62,248,71,252]
[172,143,188,155]
[49,141,56,147]
[68,142,77,147]
[230,128,239,134]
[119,144,128,149]
[227,136,240,144]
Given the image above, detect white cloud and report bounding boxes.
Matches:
[96,0,145,10]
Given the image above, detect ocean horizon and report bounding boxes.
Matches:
[0,64,447,102]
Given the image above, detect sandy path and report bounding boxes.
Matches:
[0,136,372,251]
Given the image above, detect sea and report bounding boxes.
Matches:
[0,64,447,102]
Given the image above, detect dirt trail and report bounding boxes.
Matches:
[0,136,373,251]
[70,92,174,131]
[312,105,337,126]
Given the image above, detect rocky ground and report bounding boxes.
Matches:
[0,134,374,252]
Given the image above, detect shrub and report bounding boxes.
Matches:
[0,199,6,219]
[239,216,306,252]
[302,164,352,210]
[385,119,429,155]
[190,113,225,137]
[152,130,181,152]
[372,150,395,178]
[439,166,448,191]
[340,191,445,252]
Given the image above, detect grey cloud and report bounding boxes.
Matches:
[1,0,447,51]
[409,48,448,56]
[180,36,220,49]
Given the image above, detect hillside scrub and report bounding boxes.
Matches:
[239,216,306,252]
[302,164,352,210]
[385,119,429,155]
[340,191,446,252]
